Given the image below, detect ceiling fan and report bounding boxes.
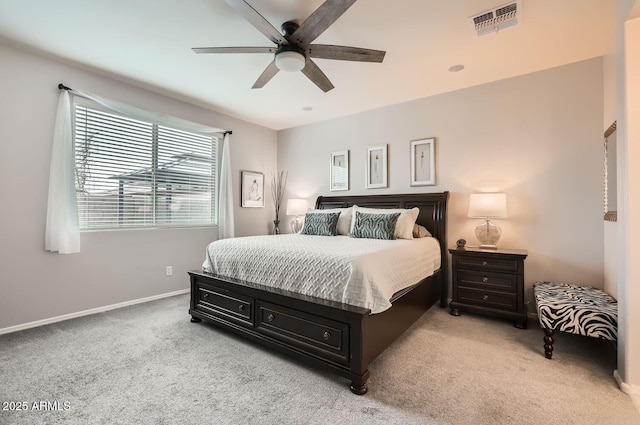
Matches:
[192,0,386,92]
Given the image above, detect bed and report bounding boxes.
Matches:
[189,192,449,394]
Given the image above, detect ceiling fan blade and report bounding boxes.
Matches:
[252,61,280,89]
[301,59,335,92]
[225,0,287,45]
[308,44,385,62]
[192,47,275,54]
[291,0,357,44]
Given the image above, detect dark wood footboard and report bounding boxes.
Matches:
[189,269,441,394]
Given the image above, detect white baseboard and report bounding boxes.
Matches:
[613,369,640,394]
[0,288,189,336]
[613,369,640,415]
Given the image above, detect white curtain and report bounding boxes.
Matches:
[70,88,224,136]
[45,90,80,253]
[218,133,235,239]
[45,86,231,253]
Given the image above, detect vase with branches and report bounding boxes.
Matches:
[271,171,287,234]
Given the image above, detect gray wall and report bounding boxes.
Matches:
[0,41,277,330]
[278,58,604,312]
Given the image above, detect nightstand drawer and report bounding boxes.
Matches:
[457,256,520,273]
[458,270,518,292]
[458,287,517,311]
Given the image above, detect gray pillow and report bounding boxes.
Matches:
[350,211,401,240]
[300,211,340,236]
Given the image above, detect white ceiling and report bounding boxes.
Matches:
[0,0,614,130]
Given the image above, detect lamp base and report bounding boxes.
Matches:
[478,244,498,250]
[290,216,302,233]
[475,219,502,248]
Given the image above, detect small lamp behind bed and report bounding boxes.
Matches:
[286,198,308,233]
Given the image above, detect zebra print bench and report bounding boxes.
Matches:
[533,281,617,359]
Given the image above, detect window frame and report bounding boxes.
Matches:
[71,97,220,231]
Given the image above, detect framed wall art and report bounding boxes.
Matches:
[241,170,264,208]
[330,150,349,191]
[366,144,388,189]
[410,137,435,186]
[603,121,617,222]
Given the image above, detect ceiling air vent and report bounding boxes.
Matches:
[470,1,520,37]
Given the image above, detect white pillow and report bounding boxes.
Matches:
[351,206,419,239]
[303,207,353,235]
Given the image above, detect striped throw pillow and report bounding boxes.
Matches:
[350,211,401,240]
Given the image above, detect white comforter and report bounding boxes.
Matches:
[202,234,441,314]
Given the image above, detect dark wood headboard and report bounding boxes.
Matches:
[315,192,449,307]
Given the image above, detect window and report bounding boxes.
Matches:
[73,102,218,230]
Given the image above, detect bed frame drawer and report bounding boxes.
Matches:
[255,301,350,365]
[196,283,254,328]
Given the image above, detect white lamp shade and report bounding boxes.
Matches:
[286,198,308,216]
[275,50,305,72]
[467,193,508,218]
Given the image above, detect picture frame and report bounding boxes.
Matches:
[366,145,388,189]
[603,121,617,222]
[330,150,349,191]
[241,170,264,208]
[410,137,436,186]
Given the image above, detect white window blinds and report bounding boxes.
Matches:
[74,104,218,230]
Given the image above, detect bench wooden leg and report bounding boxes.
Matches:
[543,328,554,359]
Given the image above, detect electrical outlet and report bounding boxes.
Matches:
[165,266,173,276]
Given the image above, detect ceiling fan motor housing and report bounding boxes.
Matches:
[281,20,300,37]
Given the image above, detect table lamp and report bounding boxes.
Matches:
[467,193,507,249]
[286,198,308,233]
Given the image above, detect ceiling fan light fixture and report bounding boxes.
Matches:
[275,50,306,72]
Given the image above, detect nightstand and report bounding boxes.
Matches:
[449,247,528,329]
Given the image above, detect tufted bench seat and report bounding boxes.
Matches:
[533,281,617,359]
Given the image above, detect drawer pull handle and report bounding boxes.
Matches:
[482,261,488,266]
[203,293,209,299]
[267,313,275,322]
[482,277,489,283]
[323,331,331,340]
[483,295,489,301]
[238,304,245,312]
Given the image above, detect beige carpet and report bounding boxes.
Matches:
[0,294,638,425]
